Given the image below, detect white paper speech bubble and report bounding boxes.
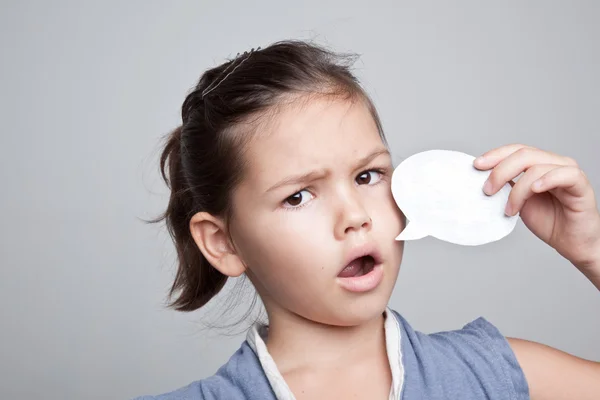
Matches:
[392,150,519,246]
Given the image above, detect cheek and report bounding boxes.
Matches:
[371,185,405,235]
[228,190,330,293]
[383,191,406,263]
[232,211,328,281]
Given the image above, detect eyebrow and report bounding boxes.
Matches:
[266,148,391,193]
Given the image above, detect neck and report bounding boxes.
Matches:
[262,306,388,375]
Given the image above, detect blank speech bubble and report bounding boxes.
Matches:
[392,150,519,246]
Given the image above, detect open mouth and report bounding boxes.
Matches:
[338,255,376,278]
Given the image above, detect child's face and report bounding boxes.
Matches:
[229,96,405,326]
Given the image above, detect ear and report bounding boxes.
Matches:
[189,212,246,277]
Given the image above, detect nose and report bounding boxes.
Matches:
[334,189,372,240]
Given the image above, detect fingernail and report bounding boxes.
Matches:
[532,179,543,191]
[505,203,512,216]
[474,156,485,164]
[483,180,492,194]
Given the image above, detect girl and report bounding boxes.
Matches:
[137,40,600,399]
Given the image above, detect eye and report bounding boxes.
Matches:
[356,169,384,185]
[283,189,314,209]
[282,169,386,211]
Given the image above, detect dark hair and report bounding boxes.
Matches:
[147,40,388,312]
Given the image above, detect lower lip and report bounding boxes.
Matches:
[336,263,384,293]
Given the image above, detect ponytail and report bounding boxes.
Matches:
[146,126,227,311]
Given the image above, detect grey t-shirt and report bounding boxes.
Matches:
[134,309,530,399]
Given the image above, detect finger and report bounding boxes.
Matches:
[531,166,592,201]
[482,147,578,196]
[504,164,558,216]
[474,144,577,172]
[474,143,530,170]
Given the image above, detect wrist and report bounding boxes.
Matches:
[576,242,600,291]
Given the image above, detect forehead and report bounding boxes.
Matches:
[244,97,384,186]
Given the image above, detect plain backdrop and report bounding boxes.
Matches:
[1,1,599,399]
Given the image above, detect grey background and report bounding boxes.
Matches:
[1,1,599,399]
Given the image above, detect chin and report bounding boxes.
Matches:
[326,270,398,327]
[325,292,391,327]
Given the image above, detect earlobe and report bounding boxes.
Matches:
[189,212,247,277]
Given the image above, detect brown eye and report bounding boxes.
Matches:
[283,189,313,208]
[357,172,371,184]
[356,170,382,185]
[286,192,302,206]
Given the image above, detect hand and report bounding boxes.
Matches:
[474,144,600,274]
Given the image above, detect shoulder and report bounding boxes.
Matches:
[132,341,276,400]
[389,310,530,400]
